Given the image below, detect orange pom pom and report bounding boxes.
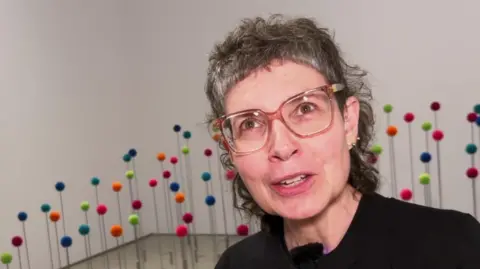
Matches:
[49,211,61,222]
[110,224,123,237]
[386,125,398,137]
[156,152,166,161]
[212,133,221,142]
[175,192,185,203]
[112,181,122,192]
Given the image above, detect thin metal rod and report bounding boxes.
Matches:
[59,193,67,235]
[152,187,166,269]
[407,124,415,203]
[54,223,62,268]
[44,214,54,269]
[435,141,443,208]
[21,222,31,269]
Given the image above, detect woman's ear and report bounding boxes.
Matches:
[343,96,360,146]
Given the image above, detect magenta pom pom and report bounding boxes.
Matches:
[204,148,213,157]
[132,200,142,210]
[176,224,188,237]
[400,188,413,201]
[467,112,478,123]
[182,212,193,224]
[149,178,158,187]
[430,101,440,111]
[367,155,378,164]
[466,167,478,179]
[170,156,178,164]
[163,170,171,179]
[432,130,444,141]
[226,170,236,180]
[96,204,108,215]
[403,113,415,123]
[11,236,23,247]
[236,224,249,236]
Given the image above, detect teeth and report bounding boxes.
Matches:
[280,175,307,186]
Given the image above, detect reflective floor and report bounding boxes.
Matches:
[68,234,245,269]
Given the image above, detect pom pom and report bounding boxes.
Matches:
[170,156,178,164]
[132,200,142,210]
[420,152,432,163]
[78,224,90,236]
[466,167,478,179]
[419,173,430,185]
[55,182,65,192]
[432,130,444,141]
[90,177,100,186]
[96,204,108,215]
[182,212,193,224]
[183,131,192,139]
[205,195,216,206]
[110,224,123,237]
[17,212,28,222]
[367,155,378,164]
[181,146,190,155]
[60,236,72,248]
[170,182,180,192]
[122,154,131,163]
[163,170,171,179]
[421,121,432,131]
[11,236,23,247]
[201,172,211,182]
[430,101,440,111]
[476,117,480,126]
[226,170,236,180]
[128,214,139,225]
[474,104,480,114]
[400,188,412,201]
[40,203,51,213]
[1,253,13,265]
[128,148,137,157]
[112,181,123,192]
[125,170,134,180]
[212,133,221,142]
[149,178,158,187]
[403,112,415,123]
[370,144,383,155]
[466,144,477,155]
[176,224,188,237]
[383,104,393,113]
[80,201,90,211]
[204,148,213,157]
[467,112,478,123]
[173,124,181,132]
[156,152,166,161]
[49,211,61,222]
[386,126,398,137]
[175,192,185,203]
[236,224,249,236]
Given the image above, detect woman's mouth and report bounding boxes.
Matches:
[271,174,314,196]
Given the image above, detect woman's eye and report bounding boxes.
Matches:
[298,103,316,114]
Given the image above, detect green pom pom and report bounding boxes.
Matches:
[474,104,480,114]
[181,146,190,155]
[125,170,134,180]
[0,253,12,265]
[419,173,430,185]
[128,214,139,225]
[466,143,477,154]
[383,104,393,113]
[421,122,432,131]
[80,201,90,211]
[370,144,383,154]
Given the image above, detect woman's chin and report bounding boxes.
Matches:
[275,203,324,220]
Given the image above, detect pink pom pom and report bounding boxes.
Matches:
[467,112,478,123]
[403,112,415,123]
[226,170,236,180]
[430,101,440,111]
[204,148,213,157]
[367,155,378,164]
[163,170,171,179]
[400,188,413,201]
[467,167,478,179]
[12,236,23,247]
[132,200,142,210]
[182,212,193,224]
[97,204,108,215]
[149,178,158,187]
[432,130,444,141]
[236,224,249,236]
[170,156,178,164]
[176,224,188,237]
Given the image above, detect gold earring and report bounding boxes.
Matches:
[348,136,360,149]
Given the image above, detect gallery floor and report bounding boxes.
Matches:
[67,234,245,269]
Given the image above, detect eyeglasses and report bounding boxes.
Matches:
[215,84,344,154]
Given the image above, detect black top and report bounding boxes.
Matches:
[215,192,480,269]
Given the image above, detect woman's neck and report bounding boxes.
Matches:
[283,185,361,252]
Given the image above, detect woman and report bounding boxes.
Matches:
[204,15,480,269]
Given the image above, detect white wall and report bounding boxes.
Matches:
[1,0,480,268]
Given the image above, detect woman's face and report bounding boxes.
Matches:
[224,61,359,220]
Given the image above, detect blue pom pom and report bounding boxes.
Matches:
[122,154,131,162]
[420,152,431,163]
[201,172,211,182]
[60,236,73,248]
[40,203,51,213]
[205,195,216,206]
[17,212,28,221]
[476,116,480,126]
[183,131,192,139]
[55,182,65,192]
[128,148,137,157]
[466,143,477,154]
[474,104,480,114]
[78,224,90,236]
[90,177,100,186]
[173,125,182,132]
[169,182,180,192]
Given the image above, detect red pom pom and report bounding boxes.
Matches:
[466,167,478,179]
[367,155,378,164]
[467,112,478,123]
[182,212,193,224]
[163,170,171,179]
[432,130,444,141]
[236,224,249,236]
[403,113,415,123]
[12,236,23,247]
[149,178,158,187]
[204,148,213,157]
[96,204,108,215]
[400,188,413,201]
[430,101,440,111]
[225,170,236,180]
[132,200,142,210]
[176,224,188,237]
[170,156,178,164]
